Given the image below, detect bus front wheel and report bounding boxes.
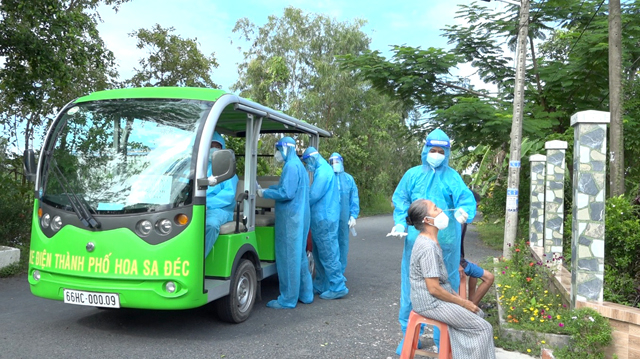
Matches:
[216,259,257,323]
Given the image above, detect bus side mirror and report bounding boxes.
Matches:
[198,149,236,187]
[23,149,37,182]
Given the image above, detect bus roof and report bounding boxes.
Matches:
[75,87,331,138]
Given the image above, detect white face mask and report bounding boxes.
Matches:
[332,163,341,173]
[427,152,445,168]
[425,212,449,230]
[209,148,218,157]
[274,151,284,163]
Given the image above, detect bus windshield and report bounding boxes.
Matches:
[40,98,212,214]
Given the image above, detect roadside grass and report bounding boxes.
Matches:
[475,215,505,251]
[360,192,393,216]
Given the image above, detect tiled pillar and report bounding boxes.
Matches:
[570,110,609,307]
[543,140,568,269]
[529,154,546,249]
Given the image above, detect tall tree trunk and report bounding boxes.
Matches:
[609,0,624,197]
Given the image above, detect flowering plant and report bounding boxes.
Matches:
[495,241,612,358]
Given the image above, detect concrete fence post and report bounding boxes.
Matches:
[543,140,568,269]
[570,110,610,307]
[529,154,546,249]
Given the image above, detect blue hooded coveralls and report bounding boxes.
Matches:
[302,147,348,298]
[205,132,239,257]
[262,137,314,308]
[329,152,360,274]
[391,129,476,349]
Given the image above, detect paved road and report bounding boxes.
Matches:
[0,215,528,359]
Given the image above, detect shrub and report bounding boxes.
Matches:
[481,184,507,219]
[603,195,640,306]
[553,308,613,359]
[0,157,33,248]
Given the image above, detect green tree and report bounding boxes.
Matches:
[0,0,125,152]
[233,7,423,212]
[128,24,220,88]
[341,0,640,201]
[232,7,370,110]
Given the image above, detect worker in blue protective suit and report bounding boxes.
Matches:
[205,132,239,257]
[388,128,476,355]
[328,152,360,275]
[258,137,314,308]
[302,147,348,300]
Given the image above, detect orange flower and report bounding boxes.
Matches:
[526,277,532,282]
[515,248,521,252]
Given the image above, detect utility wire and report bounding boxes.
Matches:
[541,0,606,91]
[565,0,606,58]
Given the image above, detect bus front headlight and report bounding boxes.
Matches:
[156,219,172,235]
[41,213,51,228]
[50,216,62,232]
[136,220,153,237]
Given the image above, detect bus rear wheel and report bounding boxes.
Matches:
[216,259,257,323]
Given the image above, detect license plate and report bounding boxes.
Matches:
[63,289,120,308]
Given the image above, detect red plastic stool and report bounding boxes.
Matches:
[400,311,452,359]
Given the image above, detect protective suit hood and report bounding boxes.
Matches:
[276,136,297,162]
[329,152,344,173]
[421,129,451,169]
[302,146,323,171]
[212,131,226,149]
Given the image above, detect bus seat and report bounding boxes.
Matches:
[220,189,248,235]
[234,176,280,227]
[220,220,240,235]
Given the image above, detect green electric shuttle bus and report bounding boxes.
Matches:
[24,87,330,323]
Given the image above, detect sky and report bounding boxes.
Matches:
[8,0,518,154]
[96,0,516,93]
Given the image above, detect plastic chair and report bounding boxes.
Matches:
[400,310,452,359]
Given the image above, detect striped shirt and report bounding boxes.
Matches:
[410,234,456,313]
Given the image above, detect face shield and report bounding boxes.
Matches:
[302,150,318,172]
[328,154,343,173]
[275,140,296,158]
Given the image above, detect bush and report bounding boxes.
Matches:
[480,184,506,219]
[553,307,613,359]
[0,154,33,278]
[603,195,640,306]
[0,157,33,248]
